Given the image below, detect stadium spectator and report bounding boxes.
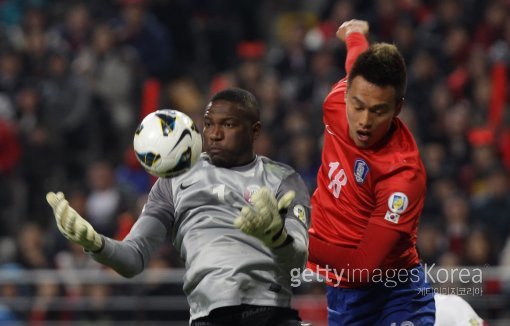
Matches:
[442,192,471,257]
[15,81,60,225]
[0,50,24,95]
[51,3,92,56]
[16,223,52,270]
[72,22,138,154]
[84,160,133,238]
[114,0,173,79]
[472,167,510,260]
[0,118,21,236]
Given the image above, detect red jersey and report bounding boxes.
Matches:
[307,33,426,286]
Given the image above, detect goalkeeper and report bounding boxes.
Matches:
[47,88,310,325]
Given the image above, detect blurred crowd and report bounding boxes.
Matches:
[1,0,510,322]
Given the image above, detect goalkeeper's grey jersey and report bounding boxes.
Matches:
[91,154,310,320]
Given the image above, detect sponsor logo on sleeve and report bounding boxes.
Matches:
[384,211,400,224]
[354,159,369,184]
[293,205,307,224]
[388,192,408,213]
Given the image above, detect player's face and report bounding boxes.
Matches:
[203,100,260,168]
[345,76,403,148]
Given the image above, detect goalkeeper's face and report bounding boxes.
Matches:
[203,100,261,168]
[345,76,403,149]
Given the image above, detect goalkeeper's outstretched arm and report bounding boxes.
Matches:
[47,192,167,278]
[90,215,167,278]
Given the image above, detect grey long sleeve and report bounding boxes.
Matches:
[89,215,168,278]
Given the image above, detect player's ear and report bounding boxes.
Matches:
[252,121,261,140]
[394,98,404,116]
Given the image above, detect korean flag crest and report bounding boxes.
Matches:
[354,159,369,184]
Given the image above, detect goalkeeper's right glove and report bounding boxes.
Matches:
[234,187,295,248]
[46,191,103,252]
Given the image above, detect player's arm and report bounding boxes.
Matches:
[272,172,311,269]
[324,20,369,106]
[308,166,425,284]
[90,178,175,277]
[337,19,369,74]
[308,223,401,280]
[47,178,175,278]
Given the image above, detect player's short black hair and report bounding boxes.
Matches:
[210,88,260,123]
[348,43,407,103]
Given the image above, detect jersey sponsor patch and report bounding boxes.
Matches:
[293,205,307,225]
[384,211,400,224]
[388,192,409,213]
[354,159,369,184]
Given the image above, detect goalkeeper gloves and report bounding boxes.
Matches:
[234,187,295,248]
[46,191,103,252]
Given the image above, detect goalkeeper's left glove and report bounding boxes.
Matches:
[46,191,103,252]
[234,187,295,248]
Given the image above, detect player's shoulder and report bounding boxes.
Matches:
[377,120,423,171]
[374,146,425,191]
[332,77,349,92]
[378,158,425,187]
[259,155,297,178]
[324,77,348,105]
[387,119,420,151]
[158,154,209,187]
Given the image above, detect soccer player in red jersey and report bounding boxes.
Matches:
[307,20,436,325]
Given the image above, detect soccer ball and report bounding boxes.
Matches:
[133,109,202,178]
